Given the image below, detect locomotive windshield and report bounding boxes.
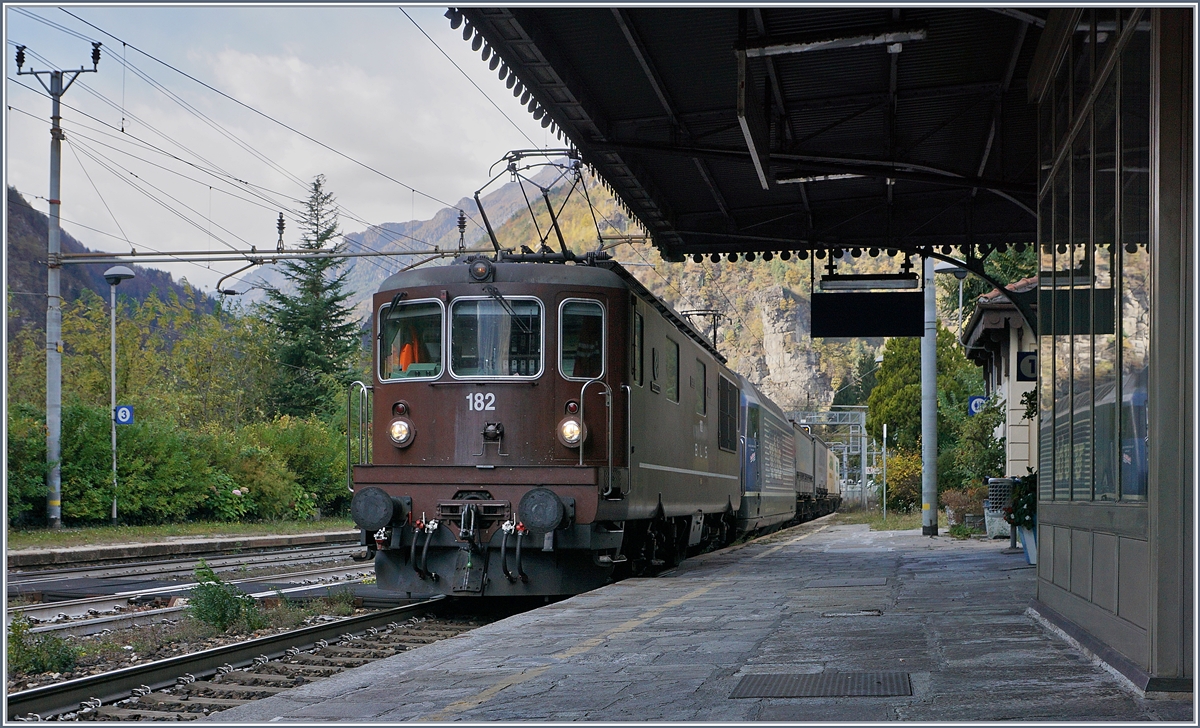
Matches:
[559,300,604,380]
[451,298,542,377]
[380,300,443,380]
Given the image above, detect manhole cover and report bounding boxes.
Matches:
[730,672,912,698]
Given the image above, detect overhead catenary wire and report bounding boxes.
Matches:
[57,7,484,227]
[399,8,538,149]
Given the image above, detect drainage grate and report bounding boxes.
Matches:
[730,672,912,698]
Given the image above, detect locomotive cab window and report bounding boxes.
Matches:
[631,310,644,386]
[559,299,604,380]
[450,297,542,378]
[380,300,444,380]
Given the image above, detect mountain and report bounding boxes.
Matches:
[6,186,215,340]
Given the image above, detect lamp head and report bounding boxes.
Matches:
[103,265,134,286]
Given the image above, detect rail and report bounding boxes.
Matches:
[347,381,373,492]
[578,378,613,497]
[7,597,444,719]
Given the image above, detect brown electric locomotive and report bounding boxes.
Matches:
[348,252,838,598]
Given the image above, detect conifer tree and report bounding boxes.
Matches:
[261,176,360,417]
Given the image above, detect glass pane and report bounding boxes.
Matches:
[1039,95,1054,193]
[380,301,443,380]
[1119,23,1150,501]
[665,338,679,403]
[1071,122,1092,500]
[560,301,604,379]
[1094,9,1119,69]
[1038,192,1055,501]
[1093,71,1118,502]
[718,376,738,451]
[695,359,707,415]
[631,311,644,386]
[451,298,542,377]
[1072,11,1093,117]
[1053,166,1072,500]
[1054,49,1072,152]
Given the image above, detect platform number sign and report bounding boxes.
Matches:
[1017,351,1038,382]
[967,396,987,417]
[114,405,134,425]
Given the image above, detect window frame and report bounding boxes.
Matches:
[664,337,680,403]
[447,295,545,381]
[718,374,738,452]
[557,298,606,382]
[377,297,446,383]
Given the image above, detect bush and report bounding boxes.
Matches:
[7,403,48,526]
[7,614,79,675]
[940,485,986,524]
[242,415,347,516]
[882,450,923,512]
[188,560,261,632]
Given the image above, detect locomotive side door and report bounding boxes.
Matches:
[744,403,762,516]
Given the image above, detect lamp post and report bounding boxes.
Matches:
[104,265,134,525]
[933,260,970,337]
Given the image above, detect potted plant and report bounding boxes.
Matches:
[1004,472,1037,564]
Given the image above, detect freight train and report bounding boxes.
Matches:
[348,252,840,598]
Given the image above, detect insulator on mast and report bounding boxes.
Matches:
[276,212,286,251]
[457,209,467,252]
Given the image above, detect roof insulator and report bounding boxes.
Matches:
[513,81,524,97]
[526,97,537,113]
[481,45,491,61]
[462,22,473,41]
[445,8,463,30]
[498,63,508,79]
[532,105,544,120]
[541,115,552,129]
[489,54,500,71]
[520,89,531,105]
[505,73,516,89]
[471,33,483,52]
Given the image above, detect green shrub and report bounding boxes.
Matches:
[188,559,260,632]
[883,450,923,512]
[7,614,79,675]
[7,403,48,526]
[242,415,347,516]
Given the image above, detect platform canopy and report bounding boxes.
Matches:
[455,7,1045,265]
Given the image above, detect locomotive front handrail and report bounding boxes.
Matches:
[347,381,373,492]
[578,377,613,497]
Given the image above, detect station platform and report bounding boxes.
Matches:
[214,518,1193,722]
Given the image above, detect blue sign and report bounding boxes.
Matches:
[1017,351,1038,381]
[968,396,987,417]
[114,405,134,425]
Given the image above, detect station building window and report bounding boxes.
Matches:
[1037,10,1150,503]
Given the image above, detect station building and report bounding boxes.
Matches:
[1028,8,1191,693]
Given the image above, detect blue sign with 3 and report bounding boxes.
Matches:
[967,396,987,417]
[114,405,134,425]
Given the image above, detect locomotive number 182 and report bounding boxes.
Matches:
[466,392,497,411]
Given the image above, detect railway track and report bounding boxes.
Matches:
[8,544,361,587]
[7,597,494,720]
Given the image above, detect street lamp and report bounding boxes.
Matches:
[104,265,134,525]
[933,261,969,337]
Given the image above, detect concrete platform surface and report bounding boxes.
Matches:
[213,518,1193,722]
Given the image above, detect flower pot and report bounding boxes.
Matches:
[1018,525,1037,565]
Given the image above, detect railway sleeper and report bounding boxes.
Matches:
[212,672,309,687]
[182,681,293,698]
[287,654,373,667]
[255,662,342,677]
[94,706,200,721]
[139,694,251,710]
[315,646,399,658]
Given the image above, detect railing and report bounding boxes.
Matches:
[347,381,372,492]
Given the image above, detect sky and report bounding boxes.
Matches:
[4,4,553,293]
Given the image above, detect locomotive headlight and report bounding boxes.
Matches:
[389,418,415,447]
[557,417,585,448]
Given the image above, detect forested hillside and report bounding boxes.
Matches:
[6,187,215,340]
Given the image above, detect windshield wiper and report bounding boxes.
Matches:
[483,285,533,334]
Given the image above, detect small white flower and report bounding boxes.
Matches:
[232,489,242,496]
